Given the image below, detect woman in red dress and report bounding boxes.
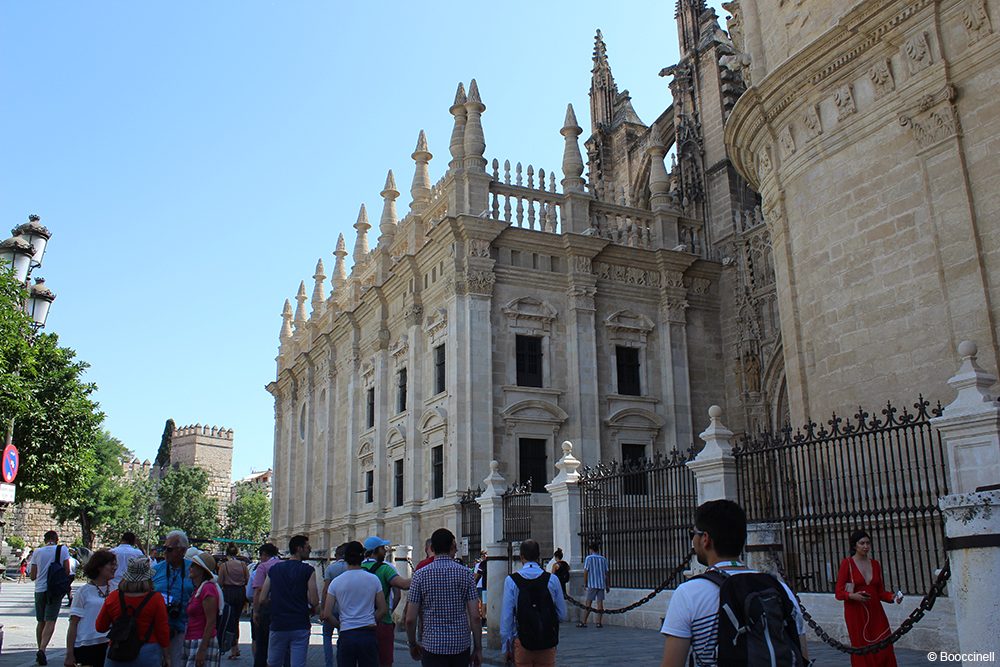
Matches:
[835,530,903,667]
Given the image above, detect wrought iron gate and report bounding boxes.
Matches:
[459,486,483,565]
[501,481,533,572]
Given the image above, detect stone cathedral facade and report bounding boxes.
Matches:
[268,5,780,552]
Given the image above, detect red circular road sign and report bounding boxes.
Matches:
[2,443,19,483]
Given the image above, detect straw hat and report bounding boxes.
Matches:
[121,556,153,583]
[186,549,218,582]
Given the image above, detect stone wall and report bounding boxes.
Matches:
[7,500,82,548]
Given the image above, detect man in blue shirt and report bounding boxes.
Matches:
[578,542,610,628]
[153,529,195,667]
[500,539,567,666]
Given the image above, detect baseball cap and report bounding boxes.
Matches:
[363,536,391,552]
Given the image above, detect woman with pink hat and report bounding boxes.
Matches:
[183,550,222,667]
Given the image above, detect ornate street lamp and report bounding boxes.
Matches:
[0,235,35,283]
[27,277,56,330]
[13,214,52,268]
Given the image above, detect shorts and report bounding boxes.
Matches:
[585,587,606,603]
[35,591,63,622]
[376,622,394,665]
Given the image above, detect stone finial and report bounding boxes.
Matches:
[410,129,433,212]
[449,82,468,169]
[480,459,506,498]
[560,103,585,192]
[944,340,998,414]
[648,143,671,210]
[294,281,308,330]
[311,259,326,316]
[379,169,399,242]
[463,79,487,170]
[353,204,371,265]
[280,299,293,343]
[593,28,609,69]
[698,405,735,457]
[332,233,348,292]
[549,440,582,485]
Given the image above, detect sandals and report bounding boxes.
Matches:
[576,622,587,628]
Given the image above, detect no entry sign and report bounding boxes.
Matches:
[2,443,19,483]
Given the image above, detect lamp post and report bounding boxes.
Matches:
[0,214,55,549]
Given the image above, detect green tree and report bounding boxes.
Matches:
[153,418,174,469]
[157,466,217,541]
[6,534,25,551]
[102,474,158,551]
[225,482,270,542]
[0,267,36,428]
[53,431,132,548]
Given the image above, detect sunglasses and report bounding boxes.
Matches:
[689,528,707,540]
[164,546,183,553]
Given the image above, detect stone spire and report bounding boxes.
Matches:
[293,282,308,330]
[332,233,348,293]
[560,103,585,192]
[448,82,467,170]
[311,259,326,316]
[648,143,671,210]
[353,204,370,265]
[379,169,399,242]
[463,79,487,171]
[676,0,709,57]
[280,299,293,343]
[410,130,432,212]
[590,29,619,133]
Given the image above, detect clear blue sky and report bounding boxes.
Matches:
[0,2,726,480]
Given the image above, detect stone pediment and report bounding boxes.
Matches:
[500,399,569,425]
[503,297,557,330]
[605,309,654,334]
[606,407,665,430]
[419,406,448,433]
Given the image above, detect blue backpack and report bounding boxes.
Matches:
[46,545,73,601]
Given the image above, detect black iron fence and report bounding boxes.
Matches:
[502,481,533,573]
[459,486,483,565]
[734,397,949,595]
[579,449,698,589]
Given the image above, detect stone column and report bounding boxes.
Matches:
[565,276,601,465]
[392,544,414,579]
[686,405,738,503]
[931,341,1000,663]
[745,522,783,575]
[545,441,583,568]
[477,461,507,650]
[660,295,694,450]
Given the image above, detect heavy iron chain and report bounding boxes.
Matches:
[563,551,695,615]
[776,558,952,655]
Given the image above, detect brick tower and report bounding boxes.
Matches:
[169,424,234,521]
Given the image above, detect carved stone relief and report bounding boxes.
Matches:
[662,270,685,289]
[467,239,491,258]
[962,0,993,44]
[757,146,773,181]
[661,297,689,323]
[594,262,662,287]
[902,32,933,75]
[572,255,592,274]
[898,85,961,149]
[868,58,895,98]
[464,269,496,296]
[778,126,795,160]
[802,104,822,139]
[834,84,856,121]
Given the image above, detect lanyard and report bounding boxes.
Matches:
[168,563,188,607]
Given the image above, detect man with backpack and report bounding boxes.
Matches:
[360,536,410,667]
[500,539,566,667]
[28,530,72,665]
[659,500,811,667]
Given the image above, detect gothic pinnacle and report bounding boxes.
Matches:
[449,82,468,168]
[561,103,585,192]
[332,233,348,291]
[311,258,326,316]
[280,299,293,343]
[593,29,610,70]
[353,203,370,265]
[463,78,487,170]
[410,129,432,211]
[293,281,308,330]
[379,169,399,241]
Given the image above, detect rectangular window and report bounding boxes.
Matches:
[431,445,444,499]
[366,386,375,428]
[616,346,641,396]
[397,368,407,414]
[622,443,648,495]
[434,344,446,394]
[516,335,543,387]
[518,438,548,493]
[365,469,374,504]
[394,459,404,507]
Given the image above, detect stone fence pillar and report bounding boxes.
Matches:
[931,341,1000,663]
[745,522,784,575]
[545,441,583,569]
[687,405,738,503]
[477,461,508,651]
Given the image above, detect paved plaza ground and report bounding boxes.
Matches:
[0,582,939,666]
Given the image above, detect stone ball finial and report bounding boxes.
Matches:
[708,405,723,419]
[490,460,499,473]
[561,441,573,455]
[958,340,977,358]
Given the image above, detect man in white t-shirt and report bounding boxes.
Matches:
[109,531,145,588]
[323,541,387,667]
[28,530,71,666]
[659,500,810,667]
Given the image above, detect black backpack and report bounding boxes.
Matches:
[696,570,804,667]
[106,591,156,662]
[553,561,570,586]
[511,572,559,651]
[45,545,73,601]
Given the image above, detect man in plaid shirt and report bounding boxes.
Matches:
[405,528,483,667]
